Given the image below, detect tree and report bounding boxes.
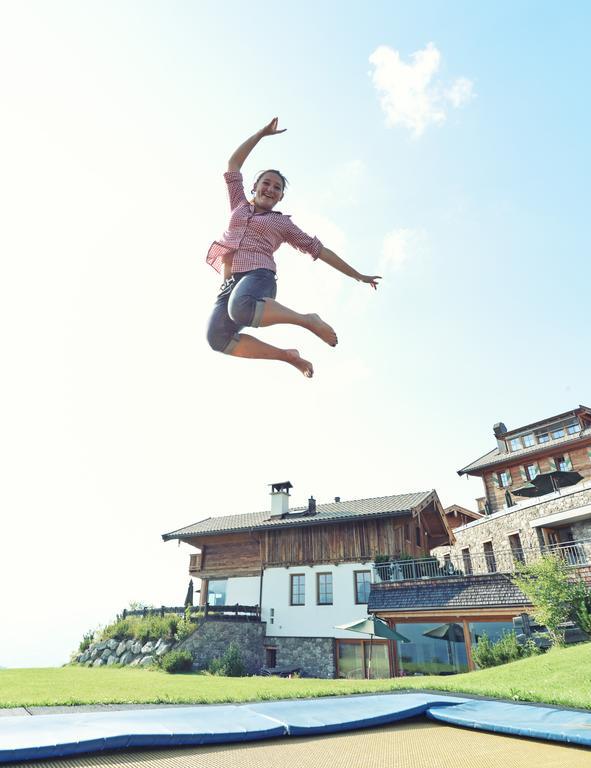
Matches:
[512,555,584,646]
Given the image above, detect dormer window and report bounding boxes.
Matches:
[538,433,550,444]
[509,437,522,451]
[567,422,581,435]
[552,427,565,439]
[523,433,535,447]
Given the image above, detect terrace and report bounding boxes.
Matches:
[371,538,591,584]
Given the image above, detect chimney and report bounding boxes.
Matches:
[307,496,317,516]
[269,481,293,518]
[493,422,508,453]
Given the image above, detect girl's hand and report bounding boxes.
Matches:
[260,117,287,137]
[358,274,382,290]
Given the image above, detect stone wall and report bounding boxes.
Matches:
[264,636,335,678]
[75,638,173,667]
[178,619,266,675]
[434,487,591,569]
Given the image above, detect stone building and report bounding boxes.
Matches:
[445,404,591,568]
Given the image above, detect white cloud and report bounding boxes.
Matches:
[369,42,474,137]
[380,228,426,271]
[446,76,474,108]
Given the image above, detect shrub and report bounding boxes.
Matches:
[472,630,541,669]
[78,629,96,653]
[208,642,246,677]
[160,649,193,674]
[100,613,182,643]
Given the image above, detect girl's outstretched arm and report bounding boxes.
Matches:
[227,117,286,172]
[317,247,381,290]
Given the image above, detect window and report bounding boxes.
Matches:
[462,548,473,575]
[317,573,333,605]
[207,579,227,606]
[508,533,525,564]
[498,470,511,488]
[523,433,535,447]
[525,463,540,481]
[354,571,371,604]
[567,422,581,435]
[483,542,497,573]
[336,640,390,679]
[404,522,410,541]
[509,437,522,451]
[552,427,565,439]
[554,455,569,472]
[415,526,421,546]
[290,574,305,606]
[538,433,549,444]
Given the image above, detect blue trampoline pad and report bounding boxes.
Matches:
[247,693,468,735]
[0,705,286,763]
[427,699,591,747]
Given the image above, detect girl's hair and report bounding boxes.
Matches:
[252,169,289,192]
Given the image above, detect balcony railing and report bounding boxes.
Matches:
[372,538,591,584]
[204,603,260,621]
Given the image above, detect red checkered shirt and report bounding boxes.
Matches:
[206,171,323,274]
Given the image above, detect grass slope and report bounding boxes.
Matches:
[1,643,590,710]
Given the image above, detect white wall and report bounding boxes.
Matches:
[226,575,260,606]
[260,564,372,638]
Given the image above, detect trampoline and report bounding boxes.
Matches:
[1,693,590,765]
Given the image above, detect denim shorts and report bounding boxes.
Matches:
[206,268,277,354]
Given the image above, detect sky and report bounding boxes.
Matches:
[1,0,589,668]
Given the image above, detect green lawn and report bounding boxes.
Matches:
[2,642,590,711]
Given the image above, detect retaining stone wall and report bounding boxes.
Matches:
[265,636,335,678]
[177,619,266,675]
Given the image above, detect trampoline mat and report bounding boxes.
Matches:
[11,720,591,768]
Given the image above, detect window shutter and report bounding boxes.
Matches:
[506,469,513,486]
[492,472,499,488]
[519,466,527,482]
[564,453,573,471]
[548,457,557,472]
[534,462,541,477]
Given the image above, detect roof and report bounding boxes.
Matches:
[458,426,591,475]
[162,490,436,541]
[368,574,530,612]
[503,405,591,437]
[444,504,482,519]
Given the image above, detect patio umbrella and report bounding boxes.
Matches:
[532,470,583,494]
[423,622,465,667]
[513,482,540,498]
[514,471,583,498]
[336,617,409,679]
[184,579,194,607]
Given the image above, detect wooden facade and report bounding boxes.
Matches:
[459,406,591,514]
[185,498,451,581]
[483,442,591,513]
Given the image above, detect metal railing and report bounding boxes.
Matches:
[372,539,591,583]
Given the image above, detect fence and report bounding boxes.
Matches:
[372,538,591,584]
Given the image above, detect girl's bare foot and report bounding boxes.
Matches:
[306,314,338,347]
[285,349,314,378]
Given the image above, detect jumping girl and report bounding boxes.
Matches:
[206,118,381,378]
